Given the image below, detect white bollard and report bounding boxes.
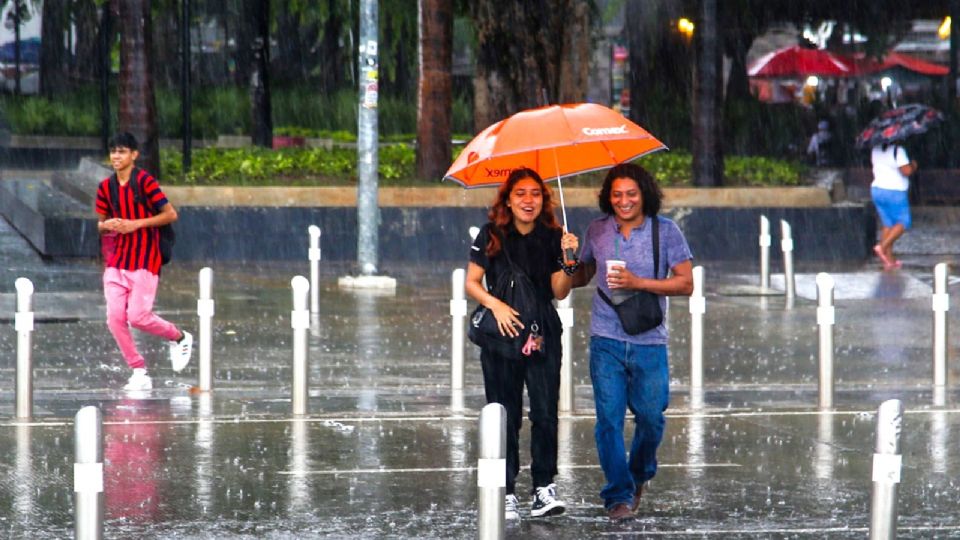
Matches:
[870,399,903,540]
[197,267,215,392]
[291,276,311,415]
[816,272,835,409]
[780,219,796,305]
[558,292,575,413]
[450,269,467,400]
[932,263,949,388]
[15,277,34,419]
[308,226,322,315]
[689,266,705,392]
[759,215,771,290]
[74,406,104,540]
[478,403,506,540]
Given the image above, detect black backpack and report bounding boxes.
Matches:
[108,168,176,265]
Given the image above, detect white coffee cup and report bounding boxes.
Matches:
[606,259,626,276]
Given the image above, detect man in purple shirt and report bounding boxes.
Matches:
[572,163,693,521]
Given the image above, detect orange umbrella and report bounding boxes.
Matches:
[444,103,667,228]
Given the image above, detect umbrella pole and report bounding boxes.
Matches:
[552,148,575,263]
[551,148,569,231]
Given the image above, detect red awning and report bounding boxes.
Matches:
[847,51,948,76]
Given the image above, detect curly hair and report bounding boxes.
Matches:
[485,167,560,257]
[597,163,663,217]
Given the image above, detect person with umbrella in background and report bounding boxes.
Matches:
[464,167,579,521]
[870,142,916,269]
[857,104,942,270]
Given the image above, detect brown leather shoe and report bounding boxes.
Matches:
[630,483,644,512]
[607,503,633,521]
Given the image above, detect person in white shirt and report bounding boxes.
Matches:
[870,143,917,269]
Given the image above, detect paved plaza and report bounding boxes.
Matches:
[1,212,960,539]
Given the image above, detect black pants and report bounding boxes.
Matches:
[480,345,561,495]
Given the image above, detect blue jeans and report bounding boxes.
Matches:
[589,336,669,509]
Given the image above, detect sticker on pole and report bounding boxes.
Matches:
[872,453,902,484]
[477,458,506,488]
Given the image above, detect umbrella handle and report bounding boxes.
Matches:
[552,147,574,265]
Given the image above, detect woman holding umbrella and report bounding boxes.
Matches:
[870,142,917,269]
[464,167,580,521]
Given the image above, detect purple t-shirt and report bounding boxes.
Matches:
[580,214,693,345]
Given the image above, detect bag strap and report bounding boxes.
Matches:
[108,168,155,218]
[489,224,526,277]
[597,216,660,307]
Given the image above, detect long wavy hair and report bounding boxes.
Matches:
[486,167,560,257]
[598,163,663,217]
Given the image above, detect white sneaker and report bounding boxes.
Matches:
[169,331,193,372]
[505,494,520,521]
[530,483,565,517]
[124,369,153,391]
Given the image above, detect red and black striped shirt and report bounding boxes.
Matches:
[95,168,170,275]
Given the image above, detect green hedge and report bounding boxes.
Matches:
[160,146,804,187]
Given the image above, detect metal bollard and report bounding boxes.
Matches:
[15,277,34,419]
[308,226,322,315]
[478,403,506,540]
[558,292,575,413]
[291,276,311,415]
[197,267,215,392]
[450,269,467,411]
[780,220,796,304]
[689,266,705,391]
[816,273,835,409]
[74,406,104,540]
[870,399,903,540]
[932,262,949,388]
[759,215,771,290]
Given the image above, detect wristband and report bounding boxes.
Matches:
[558,257,581,276]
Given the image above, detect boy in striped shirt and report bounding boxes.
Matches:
[95,132,192,391]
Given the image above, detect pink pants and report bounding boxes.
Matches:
[103,267,180,369]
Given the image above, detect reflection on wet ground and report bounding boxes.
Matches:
[1,231,960,537]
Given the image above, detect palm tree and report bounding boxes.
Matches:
[416,0,452,181]
[113,0,161,176]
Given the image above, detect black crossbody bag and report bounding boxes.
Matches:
[597,217,663,335]
[467,228,544,359]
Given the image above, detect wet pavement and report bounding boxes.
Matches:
[1,213,960,538]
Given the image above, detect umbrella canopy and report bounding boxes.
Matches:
[856,103,944,149]
[444,103,667,188]
[748,45,853,78]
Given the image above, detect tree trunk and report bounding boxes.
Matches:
[471,0,590,130]
[72,0,102,85]
[248,0,272,147]
[625,0,693,146]
[692,0,722,186]
[114,0,161,177]
[275,3,307,83]
[416,0,452,181]
[40,0,70,98]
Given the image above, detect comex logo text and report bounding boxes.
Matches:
[582,124,628,136]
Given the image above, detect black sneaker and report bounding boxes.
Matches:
[530,483,565,517]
